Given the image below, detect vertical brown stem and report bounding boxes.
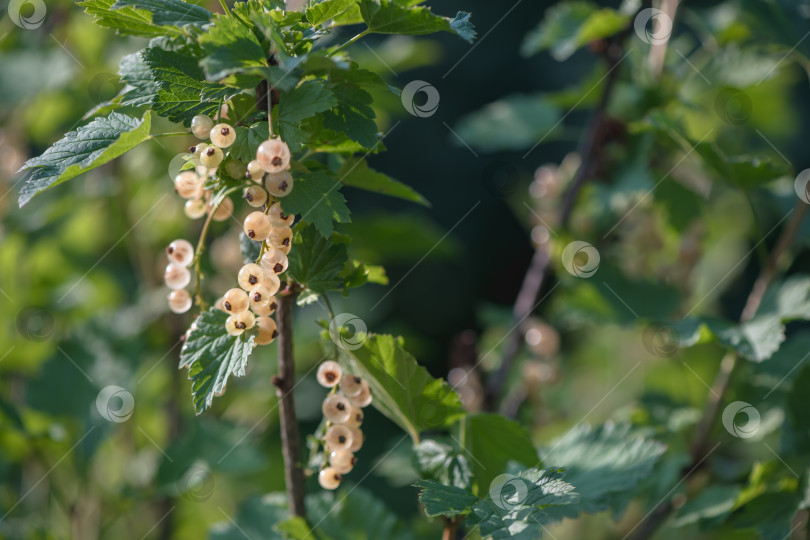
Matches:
[442,517,458,540]
[273,290,307,518]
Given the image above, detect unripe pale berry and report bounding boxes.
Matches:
[174,170,203,199]
[316,361,342,388]
[225,315,244,336]
[225,160,246,179]
[210,123,236,148]
[260,248,289,275]
[247,160,264,178]
[256,139,291,173]
[322,394,352,424]
[166,239,194,267]
[268,227,293,254]
[168,289,192,313]
[348,426,363,451]
[238,263,265,291]
[212,196,233,222]
[191,115,213,139]
[248,284,274,309]
[164,264,191,290]
[325,425,353,452]
[244,211,272,241]
[244,186,268,208]
[251,295,278,316]
[193,143,209,158]
[255,316,279,345]
[339,374,364,398]
[184,198,207,219]
[214,297,226,312]
[200,146,224,168]
[222,288,249,313]
[349,381,372,408]
[234,310,255,330]
[268,203,294,228]
[318,467,342,490]
[266,171,294,197]
[344,406,363,428]
[260,272,281,297]
[329,450,357,474]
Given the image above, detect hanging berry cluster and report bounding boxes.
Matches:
[314,360,373,490]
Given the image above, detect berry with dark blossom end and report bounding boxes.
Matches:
[268,226,293,254]
[243,211,272,241]
[348,426,363,451]
[268,203,294,228]
[316,361,342,388]
[318,467,342,490]
[256,138,291,173]
[244,186,268,208]
[191,115,213,139]
[200,146,224,168]
[260,248,289,275]
[166,239,194,267]
[322,394,351,424]
[266,171,294,197]
[348,380,372,408]
[184,198,207,219]
[222,288,249,313]
[238,263,265,291]
[210,123,236,148]
[325,424,353,452]
[168,289,192,314]
[339,374,364,397]
[255,316,278,345]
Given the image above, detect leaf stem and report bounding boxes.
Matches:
[192,186,241,309]
[329,29,370,57]
[151,131,189,138]
[218,0,231,17]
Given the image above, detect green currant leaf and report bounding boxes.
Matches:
[199,14,268,82]
[358,0,475,43]
[672,485,741,529]
[118,50,158,107]
[337,157,428,206]
[278,80,338,126]
[303,486,411,540]
[179,308,256,415]
[286,223,349,294]
[335,333,465,443]
[112,0,210,27]
[79,0,187,37]
[521,2,630,61]
[413,438,473,490]
[461,413,539,495]
[673,315,785,363]
[306,0,359,26]
[229,122,269,164]
[413,480,478,518]
[322,82,379,149]
[240,232,262,264]
[18,111,151,207]
[466,468,579,539]
[209,493,289,540]
[279,171,351,238]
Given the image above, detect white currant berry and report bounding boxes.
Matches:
[322,394,352,424]
[166,239,194,267]
[266,171,294,197]
[225,315,244,336]
[225,159,246,179]
[268,227,293,254]
[260,248,289,275]
[248,284,274,309]
[214,297,226,312]
[339,374,364,398]
[191,115,214,139]
[184,198,207,219]
[349,381,372,408]
[164,264,191,290]
[329,450,356,474]
[238,263,265,291]
[259,271,281,296]
[348,426,363,451]
[200,146,224,168]
[234,310,255,330]
[325,425,353,452]
[343,406,363,428]
[243,211,272,241]
[174,170,203,199]
[210,123,236,148]
[212,196,233,222]
[168,289,192,314]
[255,316,279,345]
[222,288,249,313]
[268,203,295,228]
[256,139,291,173]
[316,361,342,388]
[318,467,342,490]
[193,142,209,157]
[246,160,264,182]
[244,186,268,208]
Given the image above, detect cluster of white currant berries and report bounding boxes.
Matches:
[164,239,195,313]
[314,360,373,490]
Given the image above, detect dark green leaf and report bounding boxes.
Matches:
[179,308,256,414]
[323,80,379,149]
[112,0,210,27]
[306,0,359,26]
[337,157,428,206]
[286,224,349,293]
[118,50,157,107]
[199,14,267,81]
[279,171,351,238]
[304,486,412,540]
[413,438,473,490]
[278,80,338,124]
[79,0,186,37]
[209,493,288,539]
[19,111,151,207]
[358,0,475,43]
[673,485,741,529]
[229,122,269,164]
[413,480,478,518]
[240,232,261,264]
[674,315,785,363]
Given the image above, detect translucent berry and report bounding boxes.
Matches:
[260,272,281,296]
[244,186,268,208]
[329,450,356,474]
[255,316,279,345]
[344,406,363,428]
[256,139,291,173]
[214,297,226,312]
[349,381,372,408]
[174,170,203,199]
[185,198,207,219]
[225,159,246,179]
[238,263,265,291]
[234,310,255,330]
[266,171,294,197]
[251,295,278,316]
[260,248,289,275]
[222,288,249,313]
[168,289,192,314]
[248,284,274,309]
[210,123,236,148]
[339,374,364,398]
[166,239,194,267]
[200,146,224,169]
[325,425,353,452]
[193,143,209,157]
[246,160,264,181]
[316,361,342,388]
[268,203,295,228]
[225,315,244,336]
[322,394,352,424]
[164,264,191,290]
[212,196,233,222]
[191,115,213,139]
[243,211,272,241]
[318,467,342,490]
[268,227,293,254]
[348,426,363,451]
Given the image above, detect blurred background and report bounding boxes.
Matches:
[2,0,810,538]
